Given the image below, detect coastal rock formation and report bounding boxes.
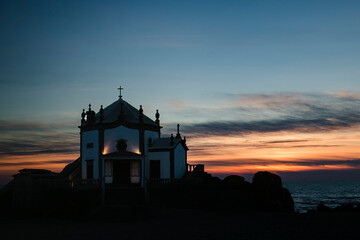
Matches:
[252,171,282,190]
[308,203,360,213]
[149,171,295,213]
[1,169,295,217]
[252,171,294,212]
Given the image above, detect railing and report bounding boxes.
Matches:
[187,164,204,173]
[148,178,182,185]
[147,177,204,187]
[71,179,102,189]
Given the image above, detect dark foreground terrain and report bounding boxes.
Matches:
[1,209,360,240]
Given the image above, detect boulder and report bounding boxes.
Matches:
[251,171,294,212]
[252,171,282,190]
[224,175,245,185]
[317,203,330,212]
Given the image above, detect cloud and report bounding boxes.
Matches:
[283,159,360,167]
[229,92,306,109]
[266,140,308,144]
[0,120,78,157]
[182,118,359,137]
[180,92,360,137]
[0,159,74,166]
[329,92,360,101]
[166,99,188,110]
[197,158,360,168]
[0,135,78,157]
[0,120,74,132]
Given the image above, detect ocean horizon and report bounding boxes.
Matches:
[284,180,360,213]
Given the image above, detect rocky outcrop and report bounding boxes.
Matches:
[308,203,360,213]
[253,171,282,189]
[2,169,294,217]
[149,171,295,213]
[252,171,294,212]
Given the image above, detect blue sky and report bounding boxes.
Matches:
[1,0,360,119]
[1,0,360,182]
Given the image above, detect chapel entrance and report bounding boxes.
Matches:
[113,160,130,184]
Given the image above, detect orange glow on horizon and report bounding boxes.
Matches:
[0,153,79,182]
[187,126,360,176]
[1,126,359,183]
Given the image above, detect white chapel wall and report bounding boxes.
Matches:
[81,130,99,179]
[104,126,139,154]
[144,130,160,178]
[144,130,159,153]
[148,151,170,178]
[174,144,186,178]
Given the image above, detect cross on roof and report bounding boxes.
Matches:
[117,86,123,99]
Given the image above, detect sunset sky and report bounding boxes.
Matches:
[1,0,360,184]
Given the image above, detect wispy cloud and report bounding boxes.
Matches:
[183,118,359,137]
[0,120,74,132]
[0,120,78,157]
[118,34,200,48]
[229,92,306,109]
[198,158,360,168]
[0,159,73,166]
[178,92,360,137]
[166,99,188,110]
[329,91,360,101]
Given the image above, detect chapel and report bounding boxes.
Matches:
[80,87,188,188]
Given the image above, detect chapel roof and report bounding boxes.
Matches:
[93,98,159,127]
[149,137,188,150]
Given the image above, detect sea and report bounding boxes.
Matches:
[284,180,360,213]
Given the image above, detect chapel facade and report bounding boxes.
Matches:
[79,88,188,187]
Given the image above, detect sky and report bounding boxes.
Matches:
[1,0,360,184]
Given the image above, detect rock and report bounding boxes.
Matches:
[224,175,245,185]
[210,176,222,184]
[280,187,295,212]
[335,203,354,212]
[252,171,282,190]
[251,171,294,212]
[317,203,330,212]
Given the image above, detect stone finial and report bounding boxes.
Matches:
[183,136,186,144]
[99,105,104,123]
[86,104,96,124]
[170,134,174,146]
[81,109,86,125]
[155,109,160,126]
[176,124,181,138]
[139,105,143,122]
